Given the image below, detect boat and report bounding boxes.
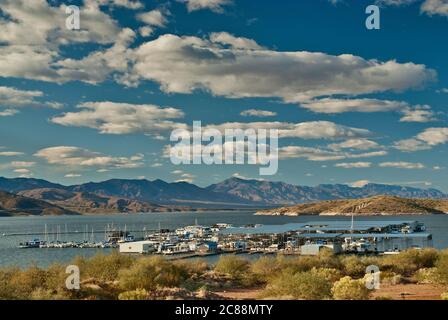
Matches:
[18,239,43,249]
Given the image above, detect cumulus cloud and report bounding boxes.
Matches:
[350,180,371,187]
[416,127,448,145]
[210,32,263,50]
[0,0,127,83]
[96,0,143,9]
[400,105,438,122]
[131,34,435,103]
[335,162,372,168]
[0,86,62,115]
[0,151,24,156]
[64,173,82,178]
[51,101,187,135]
[301,98,408,113]
[421,0,448,16]
[137,9,170,28]
[278,146,387,162]
[379,161,425,169]
[394,127,448,152]
[34,146,145,169]
[393,138,432,152]
[179,0,233,13]
[240,109,277,117]
[206,121,371,140]
[328,139,382,151]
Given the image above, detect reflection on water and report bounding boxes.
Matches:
[1,211,448,268]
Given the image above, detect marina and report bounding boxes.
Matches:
[1,211,447,268]
[13,218,434,257]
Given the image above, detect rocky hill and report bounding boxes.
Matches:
[256,195,448,216]
[17,188,184,214]
[208,178,447,205]
[0,191,76,216]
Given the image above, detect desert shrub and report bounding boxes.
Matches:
[251,256,282,282]
[263,270,332,300]
[332,276,371,300]
[119,256,187,291]
[0,267,18,299]
[310,267,343,283]
[7,265,50,299]
[441,292,448,300]
[435,250,448,284]
[73,252,134,282]
[414,268,440,284]
[383,249,439,276]
[381,271,403,285]
[118,289,150,300]
[340,256,368,278]
[174,259,209,277]
[214,255,250,279]
[316,248,342,269]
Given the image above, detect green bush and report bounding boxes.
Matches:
[214,255,250,279]
[383,249,439,276]
[73,252,134,282]
[435,250,448,284]
[414,268,440,284]
[251,256,282,282]
[118,289,150,300]
[119,256,188,291]
[332,276,371,300]
[263,270,332,300]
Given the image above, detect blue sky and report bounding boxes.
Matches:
[0,0,447,190]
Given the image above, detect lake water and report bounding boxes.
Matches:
[1,211,448,268]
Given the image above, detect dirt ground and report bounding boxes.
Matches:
[371,283,445,300]
[213,284,446,300]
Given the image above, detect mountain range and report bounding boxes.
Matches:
[256,195,448,216]
[0,176,446,215]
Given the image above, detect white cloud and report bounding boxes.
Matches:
[240,109,277,117]
[421,0,448,16]
[179,0,232,13]
[0,0,127,83]
[10,161,35,168]
[206,121,371,140]
[328,139,381,151]
[394,127,448,152]
[96,0,143,9]
[0,86,62,115]
[393,138,433,152]
[131,34,435,103]
[335,162,372,168]
[54,28,137,85]
[379,161,425,169]
[210,32,263,50]
[64,173,82,178]
[13,168,30,174]
[0,151,24,156]
[301,98,408,113]
[278,146,387,162]
[139,26,154,38]
[51,101,186,135]
[0,109,19,117]
[416,127,448,145]
[137,9,170,28]
[400,105,438,122]
[376,0,418,6]
[350,180,371,187]
[34,146,145,169]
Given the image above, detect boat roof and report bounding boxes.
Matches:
[219,220,420,235]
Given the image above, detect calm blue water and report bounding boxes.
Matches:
[1,211,448,268]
